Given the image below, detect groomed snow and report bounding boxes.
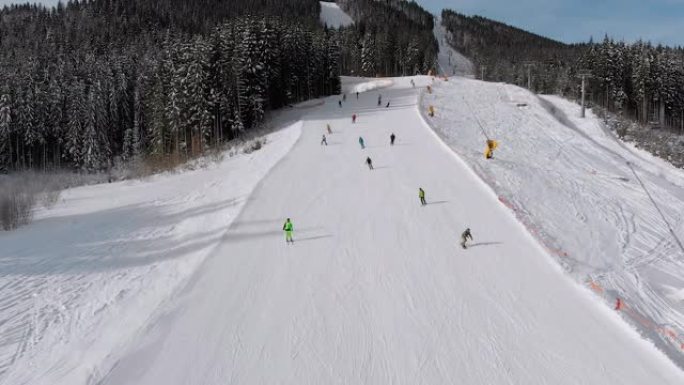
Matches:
[434,17,474,77]
[342,77,394,94]
[90,76,684,384]
[319,1,353,29]
[0,124,301,384]
[422,76,684,366]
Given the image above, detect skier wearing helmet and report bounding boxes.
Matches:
[460,228,473,249]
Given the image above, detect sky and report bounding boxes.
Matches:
[1,0,683,46]
[419,0,684,46]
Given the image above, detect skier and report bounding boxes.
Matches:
[460,228,473,249]
[419,187,426,206]
[366,156,373,170]
[356,92,359,99]
[343,93,347,102]
[327,124,332,134]
[410,79,415,88]
[338,100,342,108]
[377,94,382,106]
[390,133,396,146]
[358,136,365,149]
[386,101,390,108]
[283,218,294,244]
[352,114,357,124]
[321,134,328,146]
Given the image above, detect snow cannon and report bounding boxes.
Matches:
[485,140,499,159]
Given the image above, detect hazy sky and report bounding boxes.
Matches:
[2,0,683,46]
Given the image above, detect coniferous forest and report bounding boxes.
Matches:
[441,9,684,132]
[0,0,437,174]
[336,0,437,77]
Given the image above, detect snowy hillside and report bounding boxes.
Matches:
[0,125,301,384]
[422,77,684,365]
[434,17,474,77]
[96,77,684,384]
[3,75,684,384]
[319,1,353,29]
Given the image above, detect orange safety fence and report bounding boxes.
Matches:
[502,186,684,351]
[588,281,684,350]
[424,85,684,354]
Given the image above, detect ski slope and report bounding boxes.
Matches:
[422,76,684,366]
[88,77,684,384]
[434,17,474,77]
[319,1,353,29]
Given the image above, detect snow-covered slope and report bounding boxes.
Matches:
[319,1,353,29]
[91,77,684,384]
[0,125,301,384]
[4,75,684,384]
[434,17,474,77]
[422,76,684,365]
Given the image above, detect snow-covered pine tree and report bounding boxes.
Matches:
[65,81,85,168]
[0,94,12,172]
[238,19,267,127]
[631,43,652,122]
[48,59,66,169]
[183,37,212,155]
[361,33,377,77]
[132,74,143,157]
[81,85,102,171]
[19,77,36,169]
[325,30,342,95]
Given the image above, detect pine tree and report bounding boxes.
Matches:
[238,20,267,127]
[361,33,377,77]
[0,2,343,173]
[81,85,102,171]
[325,31,342,95]
[66,81,85,168]
[0,94,13,172]
[132,75,143,157]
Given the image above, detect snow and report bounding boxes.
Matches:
[342,77,394,94]
[434,17,474,77]
[422,76,684,365]
[3,75,684,384]
[0,124,301,384]
[93,76,682,384]
[319,1,353,29]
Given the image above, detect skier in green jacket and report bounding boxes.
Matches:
[419,187,426,206]
[283,218,294,244]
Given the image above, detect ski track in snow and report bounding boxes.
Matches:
[319,1,353,29]
[434,17,474,78]
[90,77,684,385]
[422,76,684,366]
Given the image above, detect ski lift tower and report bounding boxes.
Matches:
[523,62,535,91]
[578,71,592,118]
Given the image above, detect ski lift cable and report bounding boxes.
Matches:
[462,96,491,140]
[627,161,684,255]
